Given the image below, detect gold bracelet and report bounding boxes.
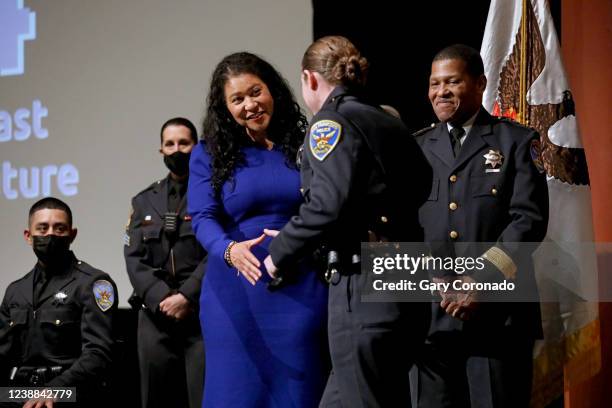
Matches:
[224,241,237,267]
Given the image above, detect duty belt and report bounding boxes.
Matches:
[10,365,65,386]
[325,251,361,284]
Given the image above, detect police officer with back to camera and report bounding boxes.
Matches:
[262,36,432,408]
[124,117,206,408]
[0,197,117,408]
[412,44,549,408]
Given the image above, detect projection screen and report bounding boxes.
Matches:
[0,0,312,305]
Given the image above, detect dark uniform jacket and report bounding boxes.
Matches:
[124,176,206,313]
[269,85,432,269]
[0,253,117,387]
[415,108,549,337]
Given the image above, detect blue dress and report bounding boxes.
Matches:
[187,142,329,408]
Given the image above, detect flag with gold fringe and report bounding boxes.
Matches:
[480,0,601,406]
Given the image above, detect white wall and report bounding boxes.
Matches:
[0,0,312,305]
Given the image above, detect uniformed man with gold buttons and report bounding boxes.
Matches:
[124,117,206,408]
[0,197,117,408]
[413,44,549,408]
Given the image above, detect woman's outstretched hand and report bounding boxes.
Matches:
[230,233,266,285]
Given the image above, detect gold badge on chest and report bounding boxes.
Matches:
[483,150,503,173]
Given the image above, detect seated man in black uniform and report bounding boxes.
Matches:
[0,197,117,408]
[124,117,206,408]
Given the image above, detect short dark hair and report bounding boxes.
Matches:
[160,117,198,144]
[28,197,73,227]
[433,44,484,78]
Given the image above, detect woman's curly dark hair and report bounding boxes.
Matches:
[202,52,308,193]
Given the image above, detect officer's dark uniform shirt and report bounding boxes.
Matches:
[268,85,433,408]
[167,177,187,214]
[0,252,117,387]
[124,175,206,312]
[414,108,549,336]
[33,265,50,309]
[269,86,432,267]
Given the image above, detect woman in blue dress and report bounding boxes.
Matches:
[187,52,329,408]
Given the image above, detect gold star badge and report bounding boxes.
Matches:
[483,150,503,168]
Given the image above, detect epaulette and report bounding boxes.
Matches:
[74,259,106,278]
[495,116,518,124]
[495,116,534,131]
[328,94,347,112]
[412,123,437,137]
[136,179,164,197]
[11,274,30,285]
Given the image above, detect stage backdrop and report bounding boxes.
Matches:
[0,0,312,306]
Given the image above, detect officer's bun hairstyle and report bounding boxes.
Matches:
[302,36,368,88]
[28,197,73,227]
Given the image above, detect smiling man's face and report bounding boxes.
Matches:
[428,58,486,125]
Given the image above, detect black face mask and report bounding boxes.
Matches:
[163,151,191,177]
[32,235,72,266]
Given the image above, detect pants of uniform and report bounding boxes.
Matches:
[412,332,534,408]
[138,309,204,408]
[319,271,430,408]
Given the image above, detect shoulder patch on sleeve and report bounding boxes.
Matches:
[125,206,134,231]
[309,120,342,161]
[93,279,115,312]
[125,207,134,231]
[124,206,134,246]
[530,139,545,173]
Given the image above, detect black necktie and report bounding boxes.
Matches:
[167,180,186,213]
[449,127,465,158]
[168,185,179,212]
[33,269,49,306]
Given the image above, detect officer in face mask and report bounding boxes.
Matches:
[124,117,206,408]
[0,197,117,408]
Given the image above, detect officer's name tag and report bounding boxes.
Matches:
[485,168,501,173]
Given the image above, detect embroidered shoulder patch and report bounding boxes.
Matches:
[309,120,342,161]
[124,207,134,247]
[93,280,115,312]
[530,139,545,173]
[125,206,134,231]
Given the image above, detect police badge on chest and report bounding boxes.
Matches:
[483,149,503,173]
[52,291,68,306]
